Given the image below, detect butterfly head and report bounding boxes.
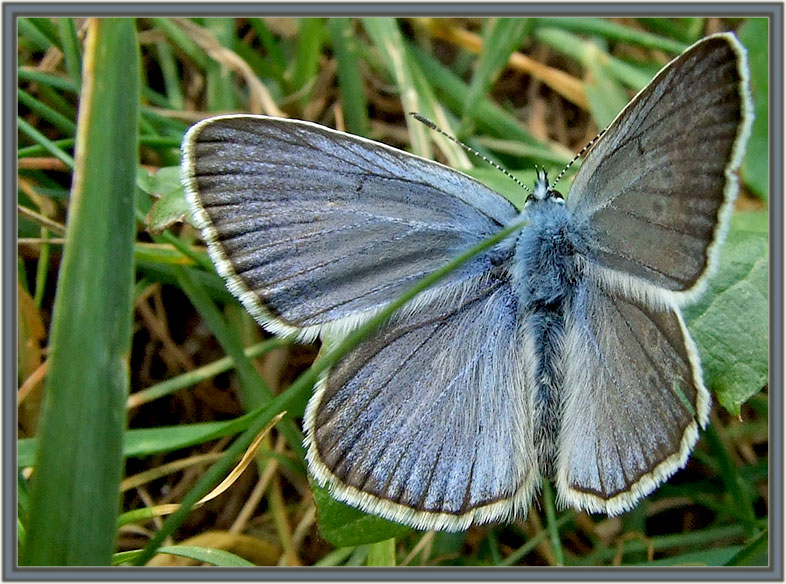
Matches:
[526,168,565,207]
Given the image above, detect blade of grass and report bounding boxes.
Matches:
[18,17,56,51]
[577,524,747,565]
[410,45,561,163]
[327,18,370,136]
[56,18,83,88]
[637,17,705,43]
[204,18,237,112]
[21,18,139,566]
[291,18,325,107]
[534,28,655,91]
[703,424,757,536]
[582,41,629,128]
[127,337,293,408]
[541,480,565,566]
[17,117,74,168]
[247,18,287,84]
[155,39,185,110]
[149,17,208,69]
[17,67,79,93]
[462,18,532,121]
[535,17,688,53]
[362,18,433,159]
[18,87,77,135]
[500,513,573,565]
[725,529,768,566]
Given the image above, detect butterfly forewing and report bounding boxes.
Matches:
[567,34,753,303]
[182,116,518,340]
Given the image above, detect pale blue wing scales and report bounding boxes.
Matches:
[182,115,518,338]
[304,276,539,531]
[556,278,710,515]
[567,33,752,303]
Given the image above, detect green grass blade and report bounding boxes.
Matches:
[21,18,139,566]
[463,18,532,120]
[541,480,565,565]
[128,337,292,407]
[17,117,74,168]
[738,18,769,200]
[410,45,556,159]
[155,39,185,110]
[582,41,629,128]
[204,18,237,112]
[292,18,325,106]
[17,68,78,93]
[149,17,207,68]
[17,88,78,136]
[327,18,370,136]
[361,18,433,159]
[155,545,256,566]
[534,27,654,90]
[535,17,688,53]
[18,17,56,51]
[636,17,705,43]
[500,514,573,565]
[725,529,768,566]
[56,18,83,88]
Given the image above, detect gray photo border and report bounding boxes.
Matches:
[7,3,783,581]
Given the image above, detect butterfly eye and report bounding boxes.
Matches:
[551,190,565,203]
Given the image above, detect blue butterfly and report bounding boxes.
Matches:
[181,33,753,531]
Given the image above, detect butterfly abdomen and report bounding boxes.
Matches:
[512,202,581,477]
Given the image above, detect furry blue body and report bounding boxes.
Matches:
[511,192,584,477]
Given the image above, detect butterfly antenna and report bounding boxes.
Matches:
[410,112,532,194]
[551,128,607,189]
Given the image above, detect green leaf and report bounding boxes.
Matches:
[139,166,192,234]
[367,538,397,566]
[311,479,412,547]
[684,212,769,415]
[22,19,139,566]
[738,18,769,200]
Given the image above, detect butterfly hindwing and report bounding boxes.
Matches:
[304,276,539,531]
[556,277,710,514]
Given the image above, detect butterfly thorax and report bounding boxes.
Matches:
[511,193,581,478]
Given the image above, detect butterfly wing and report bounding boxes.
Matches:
[567,33,753,304]
[556,278,710,514]
[305,275,539,531]
[182,115,518,340]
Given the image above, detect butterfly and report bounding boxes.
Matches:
[181,33,753,531]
